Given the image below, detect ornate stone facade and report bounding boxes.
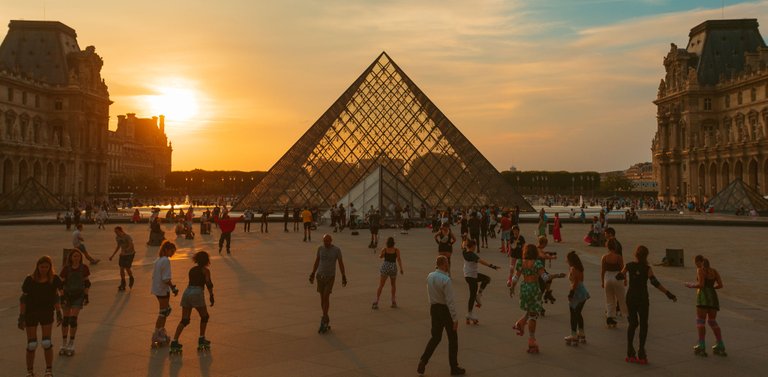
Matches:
[652,19,768,203]
[0,20,111,205]
[107,113,172,190]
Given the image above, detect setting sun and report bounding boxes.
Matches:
[145,82,200,123]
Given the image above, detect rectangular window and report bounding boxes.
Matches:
[751,87,757,102]
[724,95,730,108]
[737,91,743,105]
[35,94,39,108]
[22,91,27,105]
[7,87,13,101]
[704,98,712,111]
[54,100,63,111]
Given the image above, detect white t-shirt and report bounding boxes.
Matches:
[151,256,172,296]
[72,230,83,248]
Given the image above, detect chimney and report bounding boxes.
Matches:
[159,114,165,134]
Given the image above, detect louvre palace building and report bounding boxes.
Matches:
[652,19,768,204]
[0,20,171,209]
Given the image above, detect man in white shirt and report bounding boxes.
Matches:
[418,256,465,376]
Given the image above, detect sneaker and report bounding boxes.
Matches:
[450,366,466,375]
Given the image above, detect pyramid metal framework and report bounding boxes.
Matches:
[705,178,768,215]
[0,177,66,212]
[236,52,532,211]
[330,164,429,220]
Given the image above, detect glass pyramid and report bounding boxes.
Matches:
[705,178,768,215]
[327,164,429,221]
[236,52,532,211]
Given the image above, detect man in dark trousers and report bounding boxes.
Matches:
[418,255,464,376]
[216,213,243,255]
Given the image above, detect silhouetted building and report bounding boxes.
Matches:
[108,113,172,189]
[0,20,111,205]
[652,19,768,203]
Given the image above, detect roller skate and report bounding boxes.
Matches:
[543,290,556,304]
[606,317,617,328]
[625,347,638,363]
[44,368,53,377]
[564,333,579,346]
[129,276,135,289]
[577,330,587,344]
[693,342,708,357]
[64,340,75,356]
[151,328,170,348]
[25,370,35,377]
[526,338,539,354]
[118,279,126,291]
[390,301,398,309]
[197,337,211,352]
[59,343,69,356]
[712,341,727,356]
[371,301,379,310]
[475,290,483,308]
[169,340,183,355]
[636,349,648,364]
[513,318,526,336]
[465,312,479,325]
[318,316,330,334]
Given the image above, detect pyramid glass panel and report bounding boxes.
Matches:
[236,52,532,211]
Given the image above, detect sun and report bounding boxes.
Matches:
[146,83,200,123]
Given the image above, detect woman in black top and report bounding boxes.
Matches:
[506,225,526,286]
[170,251,215,354]
[19,256,63,377]
[434,224,456,273]
[618,245,676,364]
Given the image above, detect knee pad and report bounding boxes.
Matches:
[708,320,719,328]
[180,317,190,327]
[41,338,52,349]
[26,339,38,351]
[70,316,78,328]
[200,314,210,324]
[159,307,172,317]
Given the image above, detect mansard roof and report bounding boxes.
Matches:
[687,19,767,86]
[0,20,83,85]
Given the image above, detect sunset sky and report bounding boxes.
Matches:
[2,0,767,172]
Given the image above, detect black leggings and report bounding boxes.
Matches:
[465,274,491,312]
[626,300,649,356]
[569,301,585,332]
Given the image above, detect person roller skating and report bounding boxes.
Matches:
[509,245,561,354]
[19,256,63,377]
[59,249,91,357]
[170,251,216,355]
[309,234,347,335]
[372,237,404,310]
[685,255,726,357]
[535,237,560,315]
[564,251,589,347]
[151,241,178,348]
[617,245,677,364]
[601,239,627,328]
[462,240,499,325]
[109,226,136,292]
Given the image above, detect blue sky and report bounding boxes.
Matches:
[0,0,766,172]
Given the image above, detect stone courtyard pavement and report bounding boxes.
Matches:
[0,221,765,376]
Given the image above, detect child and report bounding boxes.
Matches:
[170,251,215,354]
[19,256,63,377]
[59,249,91,356]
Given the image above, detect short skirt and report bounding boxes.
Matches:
[380,261,398,277]
[180,286,206,308]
